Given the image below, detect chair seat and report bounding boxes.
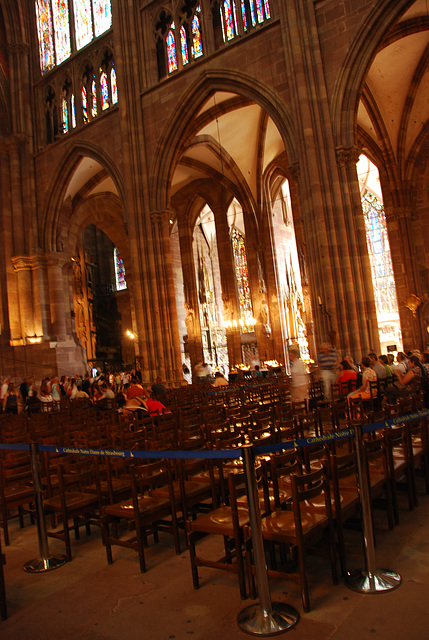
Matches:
[104,494,171,520]
[4,485,34,503]
[44,491,98,512]
[261,509,328,539]
[189,506,250,536]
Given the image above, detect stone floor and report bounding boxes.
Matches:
[1,479,429,640]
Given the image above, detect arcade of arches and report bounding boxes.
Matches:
[0,0,428,385]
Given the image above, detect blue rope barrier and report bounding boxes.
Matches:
[0,409,427,461]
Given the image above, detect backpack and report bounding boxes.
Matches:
[5,393,18,411]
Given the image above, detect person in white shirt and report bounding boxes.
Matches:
[212,372,229,387]
[289,345,309,403]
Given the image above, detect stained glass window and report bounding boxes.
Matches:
[231,228,254,332]
[71,93,76,127]
[91,77,97,117]
[35,1,112,73]
[224,1,235,40]
[93,0,112,37]
[249,0,256,25]
[52,0,71,64]
[100,70,109,109]
[264,0,270,19]
[74,0,93,50]
[255,0,264,23]
[362,191,398,316]
[180,26,189,65]
[192,7,203,58]
[241,0,248,31]
[111,63,118,104]
[167,27,178,73]
[62,97,69,133]
[114,248,127,291]
[36,0,56,73]
[82,85,88,123]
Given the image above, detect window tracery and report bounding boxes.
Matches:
[213,0,270,46]
[231,227,254,333]
[155,3,204,80]
[35,0,112,74]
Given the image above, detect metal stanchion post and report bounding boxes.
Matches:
[24,442,67,573]
[237,444,299,636]
[345,424,401,593]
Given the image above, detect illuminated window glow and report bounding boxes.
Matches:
[114,248,127,291]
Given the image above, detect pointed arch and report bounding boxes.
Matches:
[330,0,414,147]
[149,69,297,213]
[42,141,126,252]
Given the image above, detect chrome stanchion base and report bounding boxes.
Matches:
[345,568,402,594]
[237,602,299,636]
[24,555,67,573]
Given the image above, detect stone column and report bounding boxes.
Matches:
[279,0,379,357]
[336,145,380,355]
[212,199,242,367]
[46,252,70,341]
[178,220,204,371]
[150,211,183,383]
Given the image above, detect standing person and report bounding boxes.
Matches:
[3,382,20,414]
[289,345,309,403]
[317,343,339,400]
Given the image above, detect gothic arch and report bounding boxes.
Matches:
[42,141,126,252]
[66,192,130,276]
[150,69,297,213]
[330,0,414,147]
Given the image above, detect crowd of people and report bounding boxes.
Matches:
[289,343,429,407]
[0,370,169,416]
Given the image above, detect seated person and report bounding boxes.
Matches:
[347,356,377,401]
[384,355,422,405]
[212,371,229,387]
[125,379,149,399]
[151,376,167,401]
[335,360,357,394]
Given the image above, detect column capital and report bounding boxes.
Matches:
[335,145,361,168]
[12,254,49,271]
[150,210,174,227]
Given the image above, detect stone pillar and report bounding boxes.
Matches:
[212,199,242,367]
[150,211,183,383]
[336,145,380,356]
[178,220,204,371]
[46,252,70,341]
[279,0,379,358]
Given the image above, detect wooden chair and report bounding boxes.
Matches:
[246,465,338,612]
[186,469,250,599]
[102,459,180,572]
[0,531,6,620]
[383,425,413,523]
[44,459,101,561]
[329,450,360,577]
[0,453,34,545]
[363,434,395,531]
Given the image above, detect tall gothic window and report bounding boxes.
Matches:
[358,155,402,351]
[156,5,204,79]
[217,0,270,44]
[114,248,127,291]
[362,192,397,316]
[35,0,112,74]
[231,228,254,332]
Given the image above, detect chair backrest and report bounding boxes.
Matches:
[269,450,299,510]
